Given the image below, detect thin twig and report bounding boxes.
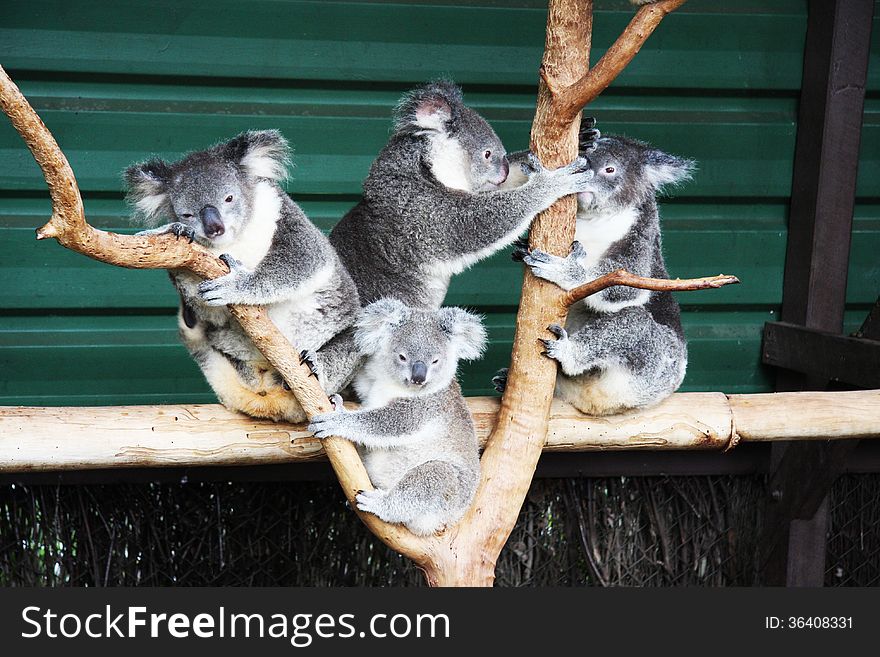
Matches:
[560,269,740,309]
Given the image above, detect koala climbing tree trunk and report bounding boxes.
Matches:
[1,0,728,587]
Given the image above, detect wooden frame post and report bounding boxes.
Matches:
[760,0,875,587]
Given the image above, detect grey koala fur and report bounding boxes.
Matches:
[513,132,695,416]
[308,299,485,536]
[125,130,361,422]
[329,80,595,309]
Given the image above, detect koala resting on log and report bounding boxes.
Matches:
[329,80,595,308]
[309,299,485,536]
[510,130,695,416]
[125,130,361,423]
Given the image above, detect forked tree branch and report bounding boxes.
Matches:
[1,0,692,587]
[545,0,689,124]
[0,64,430,564]
[560,270,740,309]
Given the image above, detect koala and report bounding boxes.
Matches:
[511,132,695,416]
[329,80,595,308]
[125,130,361,422]
[308,299,485,536]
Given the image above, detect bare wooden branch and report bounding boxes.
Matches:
[560,269,740,309]
[551,0,689,124]
[0,63,430,564]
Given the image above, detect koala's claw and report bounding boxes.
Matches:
[570,240,586,259]
[540,324,570,363]
[570,156,590,173]
[492,368,509,394]
[307,412,343,439]
[522,248,552,266]
[580,117,601,150]
[355,489,387,516]
[547,324,568,340]
[219,253,242,270]
[521,152,543,175]
[281,379,291,391]
[328,394,346,412]
[169,223,196,242]
[299,349,320,378]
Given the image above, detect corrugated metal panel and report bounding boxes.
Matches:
[0,0,877,403]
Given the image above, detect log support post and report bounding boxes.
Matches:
[760,0,875,587]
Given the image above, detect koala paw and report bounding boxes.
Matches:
[520,152,543,176]
[521,244,587,291]
[355,489,388,516]
[522,249,573,289]
[299,349,321,379]
[492,367,509,394]
[218,253,243,271]
[307,410,347,440]
[559,156,595,195]
[580,117,601,151]
[539,324,573,364]
[328,393,347,413]
[168,223,196,242]
[136,222,195,243]
[511,236,531,263]
[198,272,242,306]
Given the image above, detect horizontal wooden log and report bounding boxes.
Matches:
[1,390,878,473]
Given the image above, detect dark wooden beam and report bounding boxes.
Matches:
[761,0,874,587]
[855,297,880,340]
[763,321,880,388]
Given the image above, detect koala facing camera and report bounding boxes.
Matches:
[125,130,361,422]
[309,300,485,536]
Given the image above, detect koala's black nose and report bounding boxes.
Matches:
[410,361,428,385]
[199,205,225,238]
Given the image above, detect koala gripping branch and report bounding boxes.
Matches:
[0,64,431,565]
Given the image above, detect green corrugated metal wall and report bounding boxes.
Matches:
[0,0,878,405]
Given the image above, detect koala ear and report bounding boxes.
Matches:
[643,149,696,190]
[438,307,487,362]
[355,298,410,355]
[124,159,172,225]
[394,80,463,133]
[224,129,291,181]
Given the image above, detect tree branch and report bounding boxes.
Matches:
[559,270,740,309]
[0,64,431,565]
[553,0,688,124]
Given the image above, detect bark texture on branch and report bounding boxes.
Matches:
[546,0,688,125]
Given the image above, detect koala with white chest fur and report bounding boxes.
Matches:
[308,299,485,536]
[329,80,594,309]
[512,132,695,416]
[125,130,360,422]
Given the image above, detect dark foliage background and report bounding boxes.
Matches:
[1,474,876,586]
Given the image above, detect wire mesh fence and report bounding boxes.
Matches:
[0,473,877,586]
